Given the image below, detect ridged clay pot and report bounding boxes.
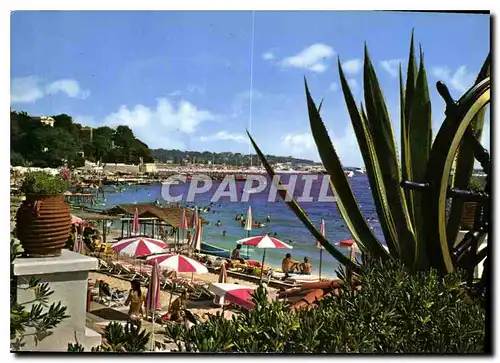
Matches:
[16,194,71,257]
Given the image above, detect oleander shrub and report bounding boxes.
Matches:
[164,259,485,353]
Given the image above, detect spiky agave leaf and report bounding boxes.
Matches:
[362,44,416,267]
[304,78,389,260]
[337,59,395,257]
[401,30,418,226]
[246,131,358,270]
[406,45,432,269]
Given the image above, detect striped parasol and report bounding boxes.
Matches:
[213,262,228,306]
[316,219,326,279]
[244,206,252,231]
[188,207,199,229]
[146,254,209,274]
[316,219,325,249]
[145,260,161,351]
[71,215,84,225]
[179,208,188,231]
[132,208,140,234]
[238,234,293,281]
[210,283,256,311]
[111,237,167,257]
[191,218,203,252]
[73,234,84,254]
[145,260,162,311]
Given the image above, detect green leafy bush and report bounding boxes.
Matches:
[164,259,485,353]
[68,321,151,352]
[20,171,69,196]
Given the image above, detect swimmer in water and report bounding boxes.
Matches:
[222,230,227,237]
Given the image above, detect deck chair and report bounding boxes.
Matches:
[98,282,126,307]
[98,259,110,272]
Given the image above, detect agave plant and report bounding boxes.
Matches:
[248,32,490,275]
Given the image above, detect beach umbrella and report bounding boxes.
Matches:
[132,208,140,235]
[243,206,252,256]
[213,262,228,306]
[244,206,252,232]
[145,253,209,274]
[73,234,84,254]
[178,208,188,252]
[316,219,326,280]
[188,207,199,229]
[179,208,188,230]
[210,283,256,311]
[145,260,161,351]
[335,238,361,254]
[71,215,84,225]
[190,218,203,252]
[238,235,293,281]
[111,237,167,257]
[146,253,208,313]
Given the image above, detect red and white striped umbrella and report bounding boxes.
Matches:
[71,215,84,225]
[210,283,256,311]
[237,235,293,249]
[336,238,361,254]
[73,234,84,254]
[111,237,167,257]
[146,253,208,274]
[213,262,228,306]
[191,218,203,252]
[316,218,326,249]
[132,208,140,234]
[145,260,161,311]
[237,234,292,280]
[179,208,188,231]
[188,207,199,229]
[244,206,252,231]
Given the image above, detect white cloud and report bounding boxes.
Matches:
[282,133,317,155]
[380,59,402,78]
[280,43,335,73]
[105,98,215,134]
[11,76,89,103]
[200,130,246,143]
[342,59,362,75]
[281,123,361,166]
[431,65,476,93]
[329,82,339,92]
[262,52,275,61]
[11,76,45,103]
[45,79,90,99]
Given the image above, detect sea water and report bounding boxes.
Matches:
[100,174,384,279]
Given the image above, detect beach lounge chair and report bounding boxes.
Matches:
[98,259,110,272]
[98,282,127,307]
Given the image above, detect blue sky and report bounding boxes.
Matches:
[11,11,490,167]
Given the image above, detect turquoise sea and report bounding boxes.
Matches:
[98,174,383,279]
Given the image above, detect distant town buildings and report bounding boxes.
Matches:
[31,116,55,127]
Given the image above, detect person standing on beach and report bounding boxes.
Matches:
[125,279,146,323]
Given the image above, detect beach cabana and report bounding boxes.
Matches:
[105,204,207,248]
